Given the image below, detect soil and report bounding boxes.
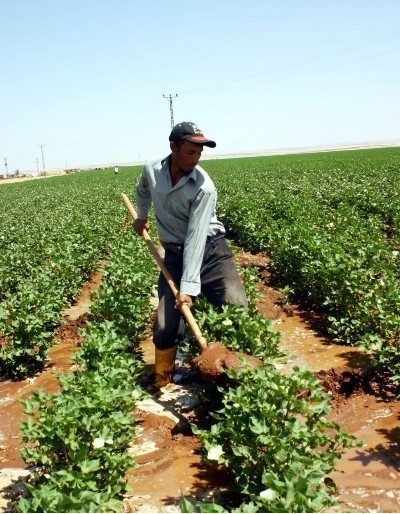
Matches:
[1,251,400,512]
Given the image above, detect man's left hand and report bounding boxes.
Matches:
[175,293,193,310]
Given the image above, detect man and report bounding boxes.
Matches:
[133,122,248,388]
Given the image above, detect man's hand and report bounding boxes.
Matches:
[175,293,193,310]
[133,218,149,236]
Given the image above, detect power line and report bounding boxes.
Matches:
[186,46,400,97]
[177,30,400,96]
[163,93,178,129]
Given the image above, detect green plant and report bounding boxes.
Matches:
[180,492,226,512]
[191,300,284,364]
[18,321,147,512]
[193,364,361,512]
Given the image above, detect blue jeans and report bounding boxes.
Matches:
[153,236,248,350]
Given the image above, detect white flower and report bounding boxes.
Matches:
[392,251,399,257]
[131,389,141,400]
[105,438,113,445]
[92,437,105,449]
[222,319,233,326]
[207,445,224,461]
[260,488,277,501]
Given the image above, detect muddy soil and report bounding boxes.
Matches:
[1,252,400,512]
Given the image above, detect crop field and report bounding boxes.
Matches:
[0,146,399,512]
[209,147,400,377]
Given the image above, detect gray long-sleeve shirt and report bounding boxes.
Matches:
[136,155,225,296]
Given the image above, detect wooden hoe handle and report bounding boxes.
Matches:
[121,193,208,351]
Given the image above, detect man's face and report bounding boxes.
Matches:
[171,140,203,173]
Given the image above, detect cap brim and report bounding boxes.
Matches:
[186,135,216,148]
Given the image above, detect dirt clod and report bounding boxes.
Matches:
[191,342,262,382]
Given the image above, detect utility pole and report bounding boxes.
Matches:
[36,158,39,174]
[38,144,46,176]
[4,157,8,177]
[163,93,178,129]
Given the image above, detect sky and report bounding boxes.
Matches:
[1,0,400,173]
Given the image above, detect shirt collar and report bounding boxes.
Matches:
[161,154,198,181]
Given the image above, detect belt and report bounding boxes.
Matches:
[161,233,225,254]
[161,241,183,253]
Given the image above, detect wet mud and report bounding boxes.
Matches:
[1,254,400,512]
[192,342,262,383]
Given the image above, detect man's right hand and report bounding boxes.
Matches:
[133,218,149,236]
